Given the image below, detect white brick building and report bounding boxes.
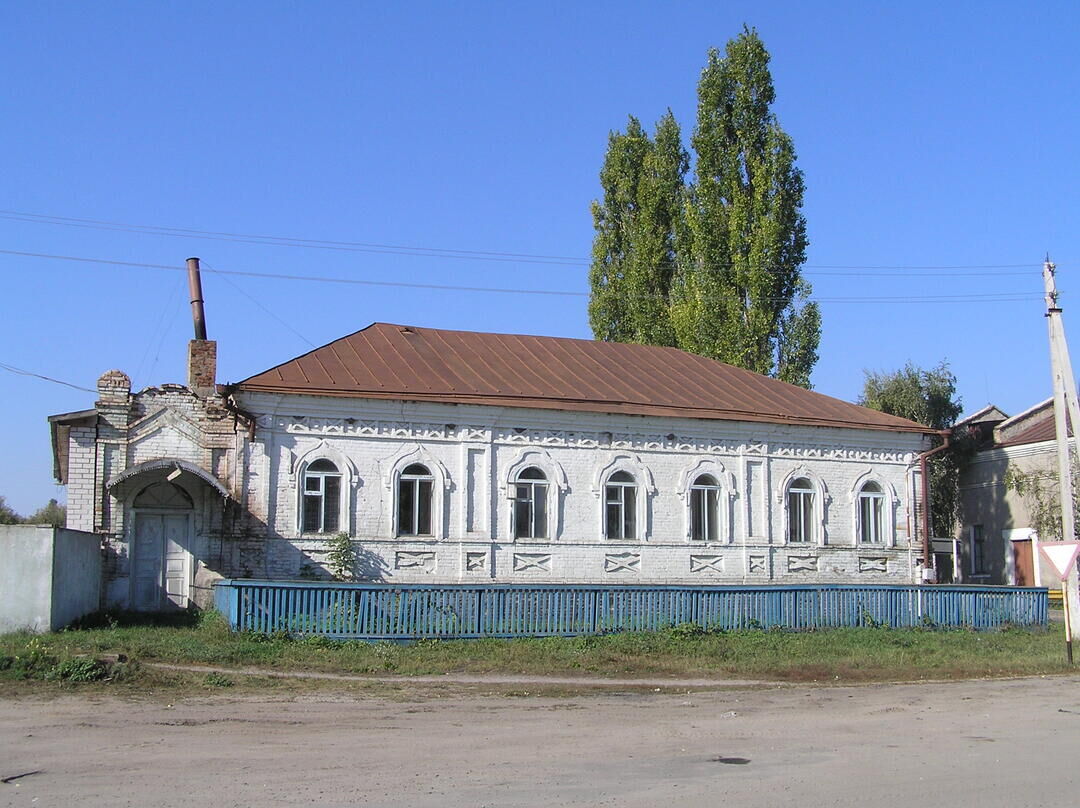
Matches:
[51,322,936,611]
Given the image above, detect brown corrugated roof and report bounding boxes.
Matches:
[233,323,935,434]
[998,412,1070,447]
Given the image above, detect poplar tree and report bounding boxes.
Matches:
[588,112,687,346]
[588,29,820,388]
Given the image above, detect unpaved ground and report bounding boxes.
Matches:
[2,675,1079,807]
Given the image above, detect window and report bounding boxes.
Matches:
[857,481,885,544]
[398,463,434,536]
[970,524,987,575]
[605,470,637,540]
[690,473,721,541]
[787,477,815,543]
[302,459,341,533]
[513,467,548,539]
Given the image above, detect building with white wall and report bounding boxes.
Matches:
[51,322,935,611]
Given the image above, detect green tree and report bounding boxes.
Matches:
[859,361,965,536]
[588,28,820,388]
[1004,460,1080,542]
[588,111,687,346]
[25,498,66,528]
[0,495,20,525]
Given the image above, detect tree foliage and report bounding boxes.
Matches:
[325,531,356,581]
[0,495,20,525]
[859,361,964,537]
[588,28,820,388]
[588,112,687,346]
[0,496,67,527]
[25,498,66,528]
[860,361,962,430]
[1005,459,1080,542]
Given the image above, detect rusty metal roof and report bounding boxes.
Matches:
[997,412,1069,447]
[233,323,934,434]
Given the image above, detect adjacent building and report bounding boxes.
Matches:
[955,399,1065,586]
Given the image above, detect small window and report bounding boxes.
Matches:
[302,459,341,533]
[513,467,548,539]
[605,470,637,540]
[970,524,987,575]
[787,477,815,543]
[398,463,433,536]
[690,473,720,542]
[857,481,885,544]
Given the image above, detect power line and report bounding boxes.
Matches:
[0,208,1045,275]
[0,247,1045,304]
[0,361,95,393]
[201,260,318,348]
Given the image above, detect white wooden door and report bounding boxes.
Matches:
[133,512,190,610]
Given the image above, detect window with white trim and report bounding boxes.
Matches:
[857,481,886,544]
[513,467,548,539]
[787,477,815,543]
[302,459,341,533]
[397,463,434,537]
[605,470,637,540]
[690,473,721,541]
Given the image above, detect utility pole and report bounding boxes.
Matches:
[1043,258,1080,648]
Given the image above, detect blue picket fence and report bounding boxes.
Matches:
[212,580,1048,639]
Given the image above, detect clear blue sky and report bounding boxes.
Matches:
[2,1,1078,515]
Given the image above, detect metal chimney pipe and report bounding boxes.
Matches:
[186,257,208,340]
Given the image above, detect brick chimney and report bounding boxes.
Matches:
[96,369,131,407]
[188,339,217,398]
[185,256,217,397]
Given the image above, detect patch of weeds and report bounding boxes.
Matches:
[373,641,399,671]
[204,672,235,688]
[859,608,890,629]
[46,657,109,683]
[666,622,708,640]
[0,638,57,680]
[299,635,340,650]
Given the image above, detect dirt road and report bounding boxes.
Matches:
[2,675,1078,807]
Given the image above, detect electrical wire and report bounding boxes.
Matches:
[0,361,95,393]
[0,248,1045,304]
[0,209,1046,275]
[201,260,317,348]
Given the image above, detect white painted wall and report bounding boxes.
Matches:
[0,526,101,632]
[238,392,927,585]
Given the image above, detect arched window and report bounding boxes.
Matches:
[690,473,721,542]
[302,459,341,533]
[605,470,637,540]
[787,477,815,544]
[398,463,434,537]
[857,481,885,544]
[513,467,548,539]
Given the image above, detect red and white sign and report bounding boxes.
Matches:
[1039,541,1080,581]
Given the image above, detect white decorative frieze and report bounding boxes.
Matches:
[690,554,724,573]
[787,555,819,573]
[395,551,436,572]
[605,552,641,573]
[748,555,767,574]
[772,443,908,464]
[513,553,551,572]
[858,556,888,573]
[273,416,752,456]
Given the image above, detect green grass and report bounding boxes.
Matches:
[0,611,1072,694]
